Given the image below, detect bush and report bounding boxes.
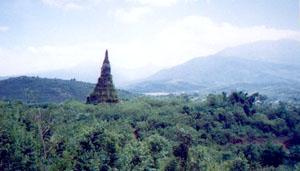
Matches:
[260,143,287,167]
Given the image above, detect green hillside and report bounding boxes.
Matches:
[1,92,300,170]
[0,76,136,103]
[128,40,300,101]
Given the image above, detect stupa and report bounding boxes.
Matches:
[86,50,119,104]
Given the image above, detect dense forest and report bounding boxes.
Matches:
[1,91,300,170]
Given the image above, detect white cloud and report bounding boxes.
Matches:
[0,42,109,76]
[42,0,180,10]
[0,26,9,32]
[1,15,300,80]
[64,3,84,10]
[114,7,152,23]
[126,0,178,7]
[107,16,300,68]
[41,0,87,10]
[145,16,300,65]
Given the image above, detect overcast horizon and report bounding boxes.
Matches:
[0,0,300,80]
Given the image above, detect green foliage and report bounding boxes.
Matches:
[1,92,300,170]
[0,76,138,103]
[260,143,287,167]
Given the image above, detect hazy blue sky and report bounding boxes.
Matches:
[0,0,299,78]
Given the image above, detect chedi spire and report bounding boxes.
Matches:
[87,50,119,104]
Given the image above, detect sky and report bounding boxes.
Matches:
[0,0,300,80]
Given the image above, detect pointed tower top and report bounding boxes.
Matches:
[101,49,111,77]
[104,49,109,63]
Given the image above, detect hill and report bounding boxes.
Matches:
[128,39,300,100]
[0,76,136,103]
[0,76,9,81]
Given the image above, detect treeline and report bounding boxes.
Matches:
[0,76,136,103]
[1,92,300,170]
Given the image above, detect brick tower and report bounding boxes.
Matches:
[87,50,119,104]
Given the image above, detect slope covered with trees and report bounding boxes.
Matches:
[128,40,300,101]
[0,76,136,103]
[1,92,300,170]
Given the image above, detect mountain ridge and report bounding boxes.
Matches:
[127,39,300,100]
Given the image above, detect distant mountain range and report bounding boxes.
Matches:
[31,62,161,87]
[127,39,300,100]
[0,76,136,103]
[1,39,299,101]
[0,76,9,80]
